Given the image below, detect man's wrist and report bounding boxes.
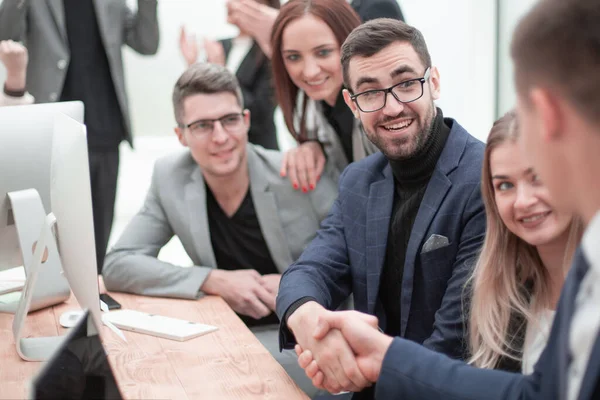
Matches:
[287,300,322,333]
[4,73,26,93]
[199,269,224,296]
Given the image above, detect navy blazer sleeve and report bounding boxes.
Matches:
[423,183,486,358]
[276,169,354,348]
[374,262,591,400]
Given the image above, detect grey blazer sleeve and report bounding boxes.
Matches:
[103,170,211,300]
[0,0,28,41]
[123,0,159,55]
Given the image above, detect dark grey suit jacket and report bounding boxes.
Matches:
[0,0,159,145]
[103,145,338,299]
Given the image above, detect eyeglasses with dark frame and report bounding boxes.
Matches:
[181,112,246,137]
[350,67,431,113]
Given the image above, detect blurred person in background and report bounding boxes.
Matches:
[0,0,160,274]
[226,0,404,58]
[0,39,33,106]
[179,0,280,150]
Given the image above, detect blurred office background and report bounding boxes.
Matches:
[0,0,538,265]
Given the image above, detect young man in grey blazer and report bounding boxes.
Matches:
[103,63,337,396]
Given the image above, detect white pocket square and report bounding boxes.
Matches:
[421,234,449,253]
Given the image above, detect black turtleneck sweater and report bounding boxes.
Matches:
[379,108,450,336]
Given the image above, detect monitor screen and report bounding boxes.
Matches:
[31,311,123,400]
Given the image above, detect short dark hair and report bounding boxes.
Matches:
[341,18,432,91]
[172,63,243,126]
[511,0,600,125]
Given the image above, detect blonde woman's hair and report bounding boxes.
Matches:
[467,110,582,369]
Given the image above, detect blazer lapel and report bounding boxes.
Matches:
[365,162,394,314]
[247,146,294,272]
[400,122,466,336]
[92,0,111,51]
[557,250,590,400]
[47,0,67,44]
[185,167,218,268]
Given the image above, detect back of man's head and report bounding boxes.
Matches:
[172,63,244,126]
[511,0,600,126]
[340,18,431,91]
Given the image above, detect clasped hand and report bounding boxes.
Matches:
[291,308,395,393]
[288,304,387,394]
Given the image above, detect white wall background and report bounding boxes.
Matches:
[497,0,537,116]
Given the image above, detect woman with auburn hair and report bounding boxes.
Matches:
[468,110,582,373]
[271,0,377,192]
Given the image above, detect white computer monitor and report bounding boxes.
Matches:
[0,101,84,313]
[13,113,103,361]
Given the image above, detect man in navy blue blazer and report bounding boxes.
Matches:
[275,18,485,397]
[292,1,600,399]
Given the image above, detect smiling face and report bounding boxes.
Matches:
[343,41,440,160]
[174,92,249,179]
[490,140,572,248]
[281,14,343,106]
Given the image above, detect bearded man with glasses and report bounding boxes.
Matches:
[102,63,337,396]
[276,18,487,398]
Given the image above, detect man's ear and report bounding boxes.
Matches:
[243,109,251,126]
[428,66,441,101]
[174,126,188,147]
[530,87,564,142]
[343,89,360,119]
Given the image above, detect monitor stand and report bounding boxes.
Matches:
[0,189,70,314]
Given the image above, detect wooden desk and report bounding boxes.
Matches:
[0,292,308,400]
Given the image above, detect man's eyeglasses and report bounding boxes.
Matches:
[181,112,246,137]
[350,67,431,113]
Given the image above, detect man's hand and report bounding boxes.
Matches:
[295,311,393,385]
[260,273,281,300]
[287,302,372,393]
[0,40,28,91]
[280,141,326,192]
[201,269,275,319]
[179,26,198,67]
[226,0,278,58]
[204,38,225,66]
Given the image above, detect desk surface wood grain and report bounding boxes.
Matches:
[0,292,308,400]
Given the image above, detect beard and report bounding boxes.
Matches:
[364,102,436,161]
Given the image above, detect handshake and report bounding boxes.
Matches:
[287,302,394,394]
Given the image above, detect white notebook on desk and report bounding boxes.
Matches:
[102,310,218,342]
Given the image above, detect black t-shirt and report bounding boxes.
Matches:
[205,184,280,327]
[61,0,126,151]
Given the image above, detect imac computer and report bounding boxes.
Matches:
[0,101,84,313]
[12,112,103,361]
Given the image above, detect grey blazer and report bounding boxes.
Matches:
[103,145,338,299]
[0,0,159,145]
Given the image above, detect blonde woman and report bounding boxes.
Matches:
[468,110,582,373]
